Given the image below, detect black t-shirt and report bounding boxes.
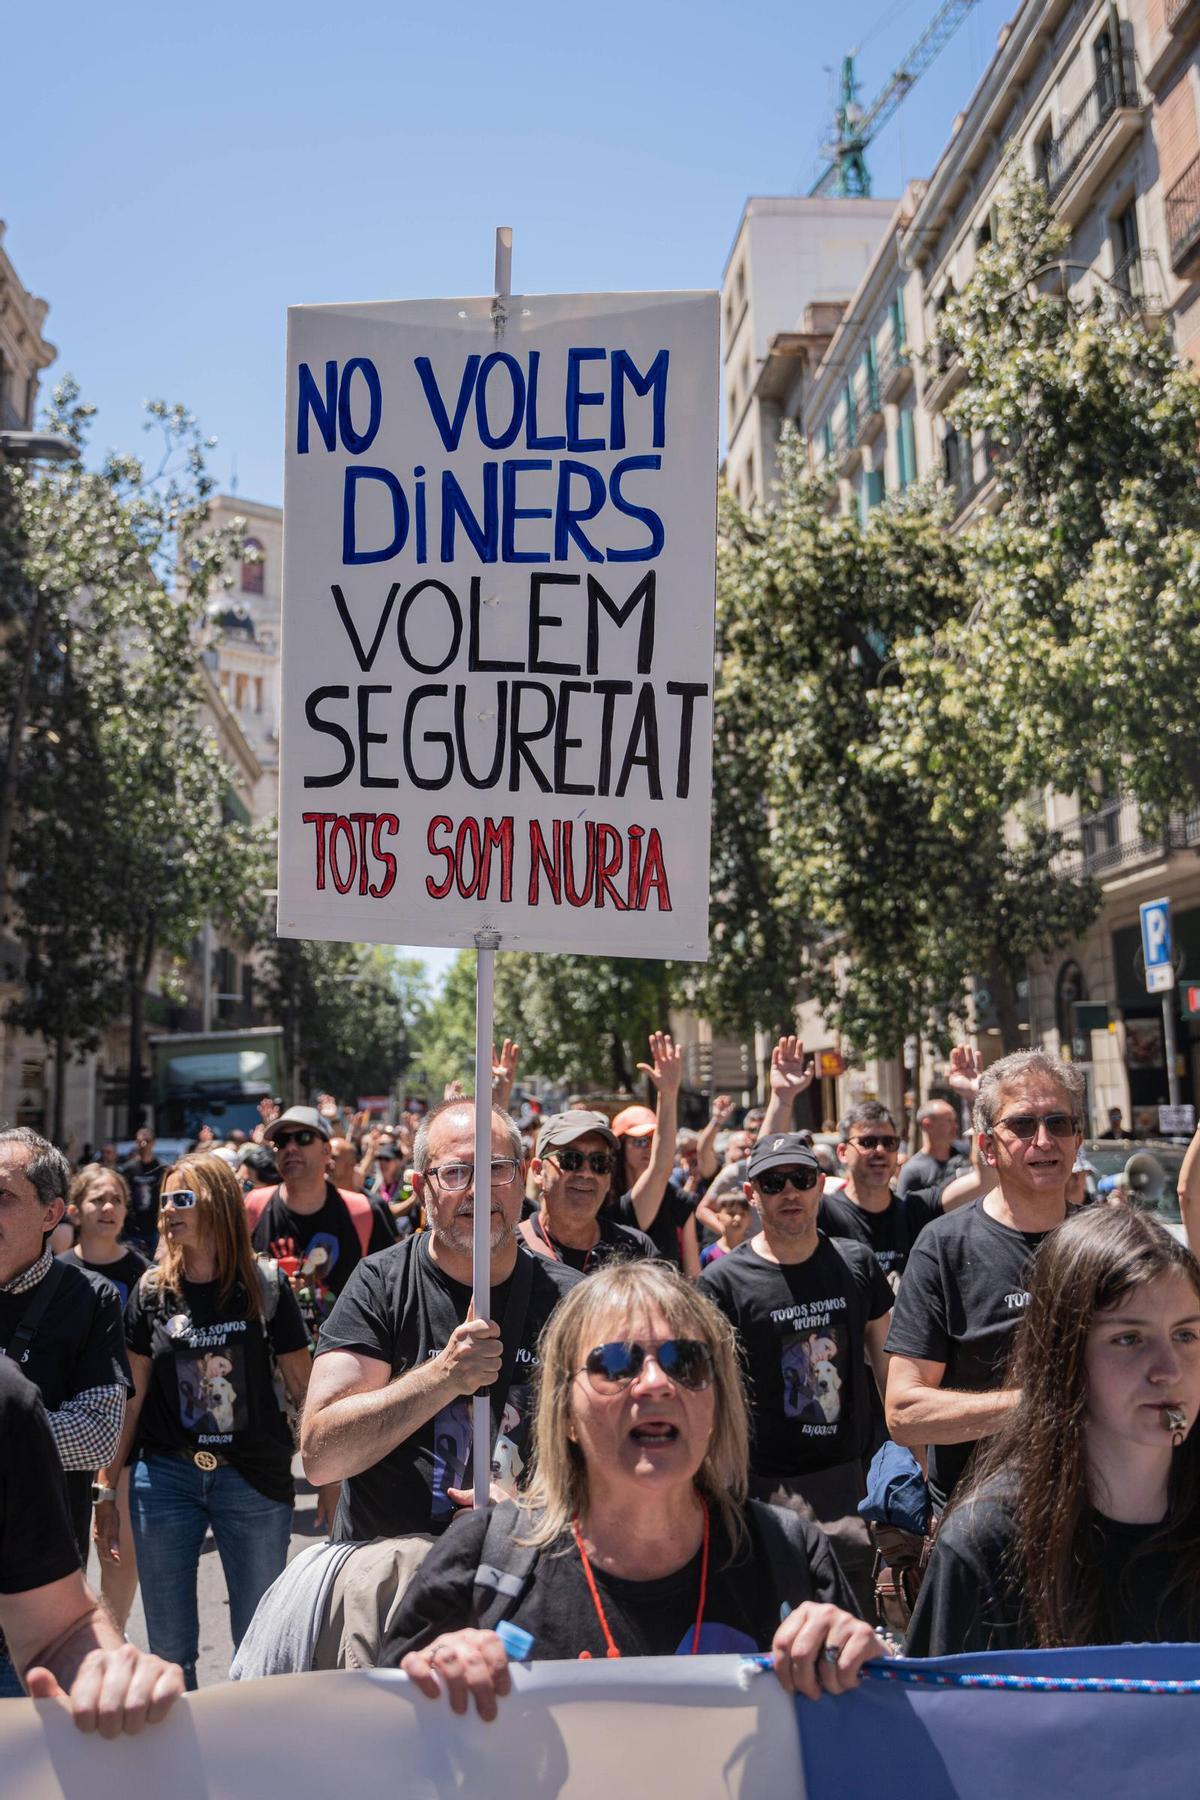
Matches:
[59,1245,150,1311]
[699,1237,892,1478]
[611,1179,696,1267]
[525,1211,658,1273]
[380,1500,856,1665]
[315,1237,581,1540]
[0,1257,131,1554]
[125,1266,309,1502]
[896,1146,970,1199]
[884,1200,1054,1507]
[818,1189,941,1285]
[119,1157,166,1253]
[0,1359,80,1596]
[250,1182,370,1322]
[906,1480,1199,1656]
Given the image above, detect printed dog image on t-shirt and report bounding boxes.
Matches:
[175,1344,248,1439]
[781,1324,845,1428]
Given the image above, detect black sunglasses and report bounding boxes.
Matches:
[755,1167,820,1195]
[582,1339,714,1392]
[273,1129,321,1148]
[992,1112,1078,1140]
[549,1149,616,1176]
[849,1134,900,1153]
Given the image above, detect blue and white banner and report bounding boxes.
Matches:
[5,1648,1200,1798]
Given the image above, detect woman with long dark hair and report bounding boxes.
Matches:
[907,1205,1200,1654]
[94,1155,317,1687]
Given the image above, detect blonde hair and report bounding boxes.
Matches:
[151,1154,263,1319]
[520,1262,749,1553]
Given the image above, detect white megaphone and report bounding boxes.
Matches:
[1124,1152,1167,1203]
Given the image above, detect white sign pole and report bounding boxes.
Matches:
[471,229,513,1507]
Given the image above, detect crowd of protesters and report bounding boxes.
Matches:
[3,1030,1200,1739]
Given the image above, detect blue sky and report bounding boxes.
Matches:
[4,0,1014,989]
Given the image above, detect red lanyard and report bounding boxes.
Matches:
[572,1503,710,1659]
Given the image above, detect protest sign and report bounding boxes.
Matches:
[9,1649,1200,1799]
[278,290,718,961]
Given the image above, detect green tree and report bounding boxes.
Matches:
[2,382,266,1130]
[886,169,1200,828]
[259,939,429,1103]
[712,433,1099,1063]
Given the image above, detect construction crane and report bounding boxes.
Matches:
[810,0,983,198]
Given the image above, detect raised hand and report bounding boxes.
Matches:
[769,1036,815,1096]
[710,1093,734,1127]
[491,1039,521,1111]
[316,1092,340,1120]
[948,1045,983,1101]
[637,1030,683,1097]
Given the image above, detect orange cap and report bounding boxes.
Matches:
[611,1105,657,1138]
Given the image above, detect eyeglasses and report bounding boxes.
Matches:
[426,1158,520,1192]
[160,1189,199,1209]
[581,1339,714,1393]
[623,1134,654,1151]
[547,1149,617,1176]
[849,1134,900,1153]
[755,1168,819,1195]
[991,1112,1078,1140]
[273,1129,321,1148]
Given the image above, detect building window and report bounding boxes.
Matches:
[241,538,265,595]
[254,676,264,714]
[822,421,834,462]
[897,409,917,490]
[234,672,248,710]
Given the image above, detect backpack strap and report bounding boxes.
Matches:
[471,1499,542,1630]
[745,1498,827,1617]
[0,1257,66,1366]
[337,1190,374,1259]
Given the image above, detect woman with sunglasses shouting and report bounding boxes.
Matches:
[699,1133,893,1620]
[885,1049,1087,1515]
[94,1156,323,1688]
[380,1261,883,1707]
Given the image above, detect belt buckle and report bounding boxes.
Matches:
[193,1450,219,1472]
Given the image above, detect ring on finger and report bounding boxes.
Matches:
[822,1644,842,1664]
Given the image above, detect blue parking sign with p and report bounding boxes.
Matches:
[1141,898,1172,969]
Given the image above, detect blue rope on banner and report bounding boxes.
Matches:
[863,1661,1200,1696]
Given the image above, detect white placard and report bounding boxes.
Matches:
[278,291,718,960]
[1158,1104,1195,1134]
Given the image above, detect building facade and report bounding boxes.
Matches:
[722,0,1200,1132]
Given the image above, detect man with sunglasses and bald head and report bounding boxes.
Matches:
[885,1049,1085,1512]
[521,1112,657,1273]
[700,1132,893,1617]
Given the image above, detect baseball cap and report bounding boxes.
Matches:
[747,1134,821,1181]
[376,1143,400,1161]
[264,1106,332,1145]
[536,1110,618,1159]
[610,1104,657,1138]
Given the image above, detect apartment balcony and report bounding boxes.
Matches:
[1040,58,1143,228]
[922,336,965,415]
[1078,796,1200,879]
[878,338,912,403]
[1111,246,1166,318]
[853,370,884,447]
[1167,151,1200,279]
[834,415,862,477]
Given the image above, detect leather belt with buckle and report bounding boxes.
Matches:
[193,1450,221,1471]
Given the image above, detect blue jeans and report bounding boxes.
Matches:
[129,1454,292,1688]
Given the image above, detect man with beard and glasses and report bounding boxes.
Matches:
[520,1112,657,1273]
[301,1100,580,1541]
[700,1132,892,1617]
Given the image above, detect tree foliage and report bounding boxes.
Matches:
[3,382,267,1128]
[258,938,430,1103]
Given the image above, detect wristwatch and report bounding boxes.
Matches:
[91,1482,118,1506]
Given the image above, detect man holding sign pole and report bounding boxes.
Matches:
[300,1098,579,1541]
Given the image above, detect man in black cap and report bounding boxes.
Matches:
[699,1132,893,1617]
[519,1111,657,1273]
[245,1107,390,1329]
